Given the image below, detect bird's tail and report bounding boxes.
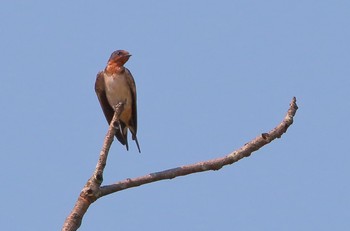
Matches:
[132,134,141,153]
[114,121,129,151]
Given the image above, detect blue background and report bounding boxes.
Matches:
[1,1,349,230]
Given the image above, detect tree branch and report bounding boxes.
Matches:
[62,97,298,231]
[61,102,124,231]
[99,97,298,197]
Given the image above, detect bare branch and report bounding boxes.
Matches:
[62,97,298,231]
[61,102,124,231]
[98,97,298,197]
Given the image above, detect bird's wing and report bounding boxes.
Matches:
[125,68,141,153]
[95,71,114,123]
[95,71,127,146]
[125,68,138,133]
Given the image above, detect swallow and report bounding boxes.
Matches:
[95,50,141,153]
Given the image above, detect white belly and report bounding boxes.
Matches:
[104,73,132,110]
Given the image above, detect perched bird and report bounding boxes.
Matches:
[95,50,141,153]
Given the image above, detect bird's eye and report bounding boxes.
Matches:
[116,51,122,56]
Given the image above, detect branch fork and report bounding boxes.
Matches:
[62,97,298,231]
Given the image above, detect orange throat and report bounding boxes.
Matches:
[105,63,125,75]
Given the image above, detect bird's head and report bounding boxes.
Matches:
[108,50,132,67]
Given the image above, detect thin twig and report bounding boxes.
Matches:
[93,102,125,186]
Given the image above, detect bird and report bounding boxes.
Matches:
[95,50,141,153]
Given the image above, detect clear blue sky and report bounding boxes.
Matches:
[1,1,349,230]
